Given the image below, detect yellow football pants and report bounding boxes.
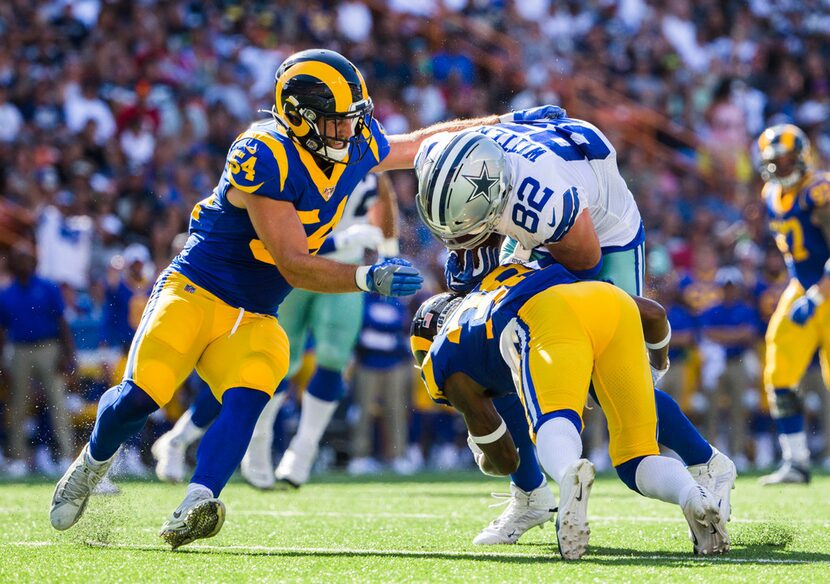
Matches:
[764,279,830,392]
[511,281,659,466]
[123,270,289,406]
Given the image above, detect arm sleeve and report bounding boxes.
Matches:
[536,185,586,244]
[225,135,294,202]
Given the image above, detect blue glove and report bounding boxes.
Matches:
[505,105,567,124]
[444,246,500,293]
[364,258,423,297]
[790,295,818,326]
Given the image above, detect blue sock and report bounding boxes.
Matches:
[493,394,545,492]
[89,381,159,461]
[305,367,345,402]
[191,387,270,496]
[774,415,804,434]
[615,456,646,494]
[653,388,713,466]
[191,385,222,428]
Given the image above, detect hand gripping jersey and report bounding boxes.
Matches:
[477,118,643,252]
[421,262,577,405]
[764,172,830,289]
[172,118,389,315]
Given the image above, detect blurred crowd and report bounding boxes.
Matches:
[1,0,830,479]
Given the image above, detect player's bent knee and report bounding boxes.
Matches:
[112,380,161,419]
[615,455,646,494]
[313,345,351,374]
[234,352,287,396]
[536,409,582,434]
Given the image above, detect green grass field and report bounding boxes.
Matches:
[3,471,830,583]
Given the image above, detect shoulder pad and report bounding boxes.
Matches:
[226,130,289,195]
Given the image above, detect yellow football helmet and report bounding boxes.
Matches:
[757,124,813,188]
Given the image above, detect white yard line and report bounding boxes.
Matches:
[6,541,826,565]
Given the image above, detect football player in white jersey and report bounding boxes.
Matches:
[152,173,399,488]
[414,107,736,545]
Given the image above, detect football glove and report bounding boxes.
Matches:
[790,295,818,326]
[332,224,384,252]
[651,358,670,386]
[358,258,423,297]
[500,105,567,124]
[445,246,500,293]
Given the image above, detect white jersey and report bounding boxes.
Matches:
[476,119,642,253]
[325,173,379,263]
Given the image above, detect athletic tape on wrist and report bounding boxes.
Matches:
[469,419,507,445]
[645,321,672,350]
[355,265,371,292]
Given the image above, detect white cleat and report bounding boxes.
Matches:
[241,435,275,490]
[151,431,187,484]
[688,448,737,524]
[473,481,556,545]
[555,459,595,560]
[274,443,317,489]
[50,444,115,531]
[160,487,226,550]
[758,461,811,486]
[682,484,730,555]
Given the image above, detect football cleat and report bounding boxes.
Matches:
[160,488,225,550]
[50,444,115,531]
[758,461,811,486]
[473,481,556,545]
[682,485,730,555]
[687,448,737,524]
[555,459,595,560]
[274,442,317,489]
[241,433,275,490]
[151,431,188,483]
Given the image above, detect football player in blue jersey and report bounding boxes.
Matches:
[414,111,734,544]
[410,263,729,559]
[49,49,502,549]
[756,124,830,485]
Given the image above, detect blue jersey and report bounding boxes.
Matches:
[422,263,577,405]
[764,172,830,289]
[171,117,389,315]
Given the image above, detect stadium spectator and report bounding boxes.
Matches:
[0,242,76,477]
[348,293,414,475]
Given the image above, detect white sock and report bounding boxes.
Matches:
[535,417,583,484]
[292,392,339,451]
[779,432,810,465]
[169,409,206,447]
[250,391,288,443]
[187,482,214,498]
[84,444,115,468]
[634,455,698,506]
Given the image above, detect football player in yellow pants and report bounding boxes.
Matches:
[411,263,729,559]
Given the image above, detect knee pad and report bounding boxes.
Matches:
[615,456,646,494]
[770,388,802,419]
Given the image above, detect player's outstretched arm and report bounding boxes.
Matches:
[443,373,519,476]
[375,115,500,172]
[237,188,422,296]
[368,172,400,256]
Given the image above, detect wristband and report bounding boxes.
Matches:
[378,237,400,258]
[355,265,371,292]
[807,286,825,305]
[469,419,507,445]
[645,321,672,350]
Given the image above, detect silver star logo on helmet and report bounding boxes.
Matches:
[462,162,499,203]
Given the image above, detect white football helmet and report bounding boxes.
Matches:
[415,131,512,249]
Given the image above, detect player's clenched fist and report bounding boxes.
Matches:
[357,258,423,296]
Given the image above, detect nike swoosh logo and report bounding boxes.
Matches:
[172,510,182,519]
[245,146,257,155]
[575,484,583,502]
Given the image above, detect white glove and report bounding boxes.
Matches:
[332,224,384,252]
[651,357,670,386]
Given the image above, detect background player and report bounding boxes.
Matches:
[410,263,729,559]
[757,124,830,485]
[415,109,735,542]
